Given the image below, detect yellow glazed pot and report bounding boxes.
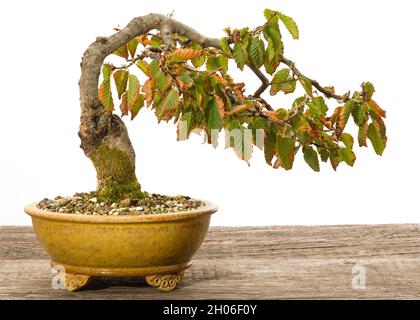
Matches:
[24,201,217,292]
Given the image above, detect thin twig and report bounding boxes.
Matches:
[247,64,270,98]
[281,56,350,102]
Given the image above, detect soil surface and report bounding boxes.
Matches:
[37,192,205,215]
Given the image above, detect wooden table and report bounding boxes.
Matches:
[1,225,419,299]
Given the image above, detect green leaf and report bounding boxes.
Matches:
[262,24,283,76]
[177,111,195,140]
[368,109,387,140]
[303,146,320,171]
[233,43,247,70]
[206,55,228,74]
[337,100,355,135]
[205,98,223,130]
[367,123,386,155]
[339,147,356,166]
[102,64,113,79]
[341,133,354,149]
[113,45,128,60]
[352,102,368,126]
[299,76,313,97]
[262,24,283,54]
[220,37,232,57]
[264,9,299,40]
[192,56,205,68]
[248,119,269,149]
[276,134,295,170]
[127,74,140,109]
[135,60,149,76]
[177,71,194,88]
[248,37,264,67]
[264,129,277,165]
[127,38,138,59]
[308,96,328,116]
[98,64,114,111]
[112,69,128,99]
[264,9,276,21]
[190,42,205,67]
[150,36,163,47]
[319,147,329,162]
[130,94,144,120]
[362,82,375,100]
[278,13,299,39]
[159,88,180,114]
[329,149,341,171]
[270,68,295,95]
[148,60,169,91]
[148,60,160,78]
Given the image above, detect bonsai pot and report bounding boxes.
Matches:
[24,201,217,292]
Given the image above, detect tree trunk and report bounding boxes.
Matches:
[78,13,220,202]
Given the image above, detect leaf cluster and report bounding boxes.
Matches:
[98,9,387,171]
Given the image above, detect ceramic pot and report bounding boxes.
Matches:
[24,201,217,292]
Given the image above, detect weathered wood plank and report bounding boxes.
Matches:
[0,225,419,299]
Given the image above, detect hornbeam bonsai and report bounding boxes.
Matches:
[27,8,388,292]
[41,9,387,213]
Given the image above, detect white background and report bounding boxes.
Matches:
[0,0,419,226]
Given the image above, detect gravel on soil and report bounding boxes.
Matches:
[37,192,205,215]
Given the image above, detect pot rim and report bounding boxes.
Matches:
[24,200,217,224]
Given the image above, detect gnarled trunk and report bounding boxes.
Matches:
[78,13,220,202]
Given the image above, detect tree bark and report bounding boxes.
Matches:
[78,13,220,201]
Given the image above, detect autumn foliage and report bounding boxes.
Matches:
[98,9,387,171]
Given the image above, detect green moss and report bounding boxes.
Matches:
[90,144,144,202]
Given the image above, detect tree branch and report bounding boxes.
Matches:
[281,56,350,102]
[79,13,349,156]
[79,13,221,153]
[250,96,274,111]
[247,64,270,98]
[112,48,161,70]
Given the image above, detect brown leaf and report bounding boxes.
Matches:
[113,45,128,60]
[358,122,368,147]
[169,48,202,60]
[308,122,322,139]
[98,81,114,112]
[214,95,225,118]
[334,106,349,138]
[233,85,246,102]
[142,79,154,106]
[137,35,153,46]
[368,99,386,118]
[214,74,230,86]
[329,106,342,125]
[226,104,252,116]
[119,92,128,116]
[265,111,280,121]
[176,76,192,90]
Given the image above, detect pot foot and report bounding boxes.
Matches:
[64,273,91,292]
[145,270,185,292]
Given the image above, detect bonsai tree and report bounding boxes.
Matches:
[79,9,387,203]
[26,8,389,293]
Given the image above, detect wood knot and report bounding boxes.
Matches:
[95,36,109,44]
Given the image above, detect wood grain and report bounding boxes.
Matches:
[1,225,419,299]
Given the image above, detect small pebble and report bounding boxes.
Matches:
[37,191,204,216]
[89,197,98,203]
